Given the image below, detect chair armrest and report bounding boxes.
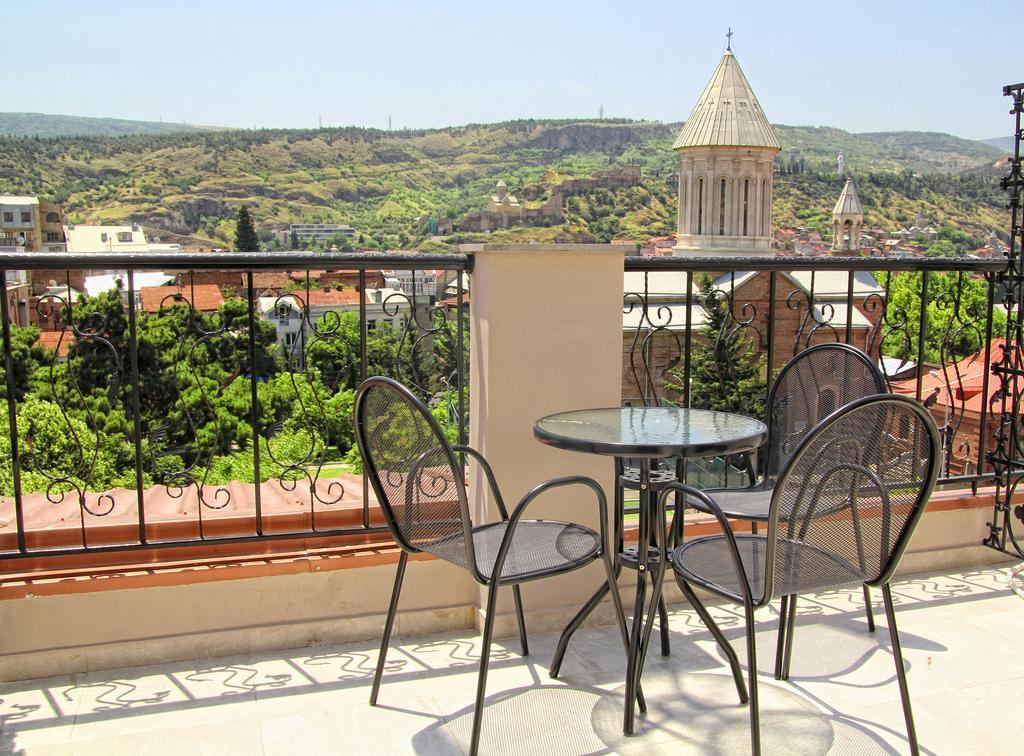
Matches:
[452,444,510,520]
[659,482,754,604]
[490,476,609,583]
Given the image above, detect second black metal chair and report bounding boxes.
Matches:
[354,377,633,756]
[681,342,888,676]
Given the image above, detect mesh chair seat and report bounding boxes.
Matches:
[672,534,867,604]
[421,520,601,582]
[688,487,773,522]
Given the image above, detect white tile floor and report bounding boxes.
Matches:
[2,564,1022,755]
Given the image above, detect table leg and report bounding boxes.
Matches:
[635,490,669,687]
[623,458,652,735]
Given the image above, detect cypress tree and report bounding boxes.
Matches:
[665,273,767,418]
[233,205,259,252]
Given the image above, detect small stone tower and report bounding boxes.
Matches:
[831,177,864,253]
[673,39,781,256]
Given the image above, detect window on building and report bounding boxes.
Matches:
[3,212,12,223]
[761,179,769,236]
[46,232,60,242]
[284,331,297,347]
[719,179,727,235]
[45,212,60,223]
[367,320,377,332]
[696,178,704,235]
[743,179,749,236]
[100,233,108,243]
[117,232,133,242]
[21,212,31,224]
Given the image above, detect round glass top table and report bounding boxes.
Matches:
[533,406,767,735]
[534,406,767,459]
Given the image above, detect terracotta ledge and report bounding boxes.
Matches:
[0,486,1005,602]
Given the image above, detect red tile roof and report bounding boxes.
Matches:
[141,285,224,313]
[34,329,71,357]
[306,288,360,306]
[891,338,1011,414]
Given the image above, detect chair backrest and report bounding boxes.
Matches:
[764,343,886,486]
[353,377,474,563]
[763,394,940,603]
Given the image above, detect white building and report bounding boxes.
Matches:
[64,223,152,253]
[258,287,411,356]
[279,224,356,247]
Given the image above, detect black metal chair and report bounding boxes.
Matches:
[666,393,940,756]
[354,376,633,756]
[681,342,888,675]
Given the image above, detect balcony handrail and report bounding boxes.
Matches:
[625,254,1007,274]
[0,249,474,272]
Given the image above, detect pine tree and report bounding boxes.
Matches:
[665,273,767,418]
[233,205,259,252]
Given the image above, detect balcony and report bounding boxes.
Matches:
[0,244,1022,753]
[1,565,1021,753]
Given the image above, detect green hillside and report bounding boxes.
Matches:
[0,112,221,138]
[0,119,1009,248]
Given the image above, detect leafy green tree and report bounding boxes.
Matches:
[0,324,43,400]
[233,205,259,252]
[665,274,767,418]
[880,271,1004,364]
[925,239,958,258]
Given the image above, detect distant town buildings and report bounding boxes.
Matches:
[276,223,356,247]
[1,195,66,252]
[897,209,938,243]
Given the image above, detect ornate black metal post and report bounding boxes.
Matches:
[987,81,1024,555]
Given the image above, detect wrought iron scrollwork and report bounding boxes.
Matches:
[153,287,234,526]
[932,276,987,476]
[864,273,913,389]
[988,81,1024,556]
[788,272,839,356]
[622,283,683,406]
[29,280,123,538]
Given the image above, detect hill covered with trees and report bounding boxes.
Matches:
[0,119,1009,248]
[0,112,221,139]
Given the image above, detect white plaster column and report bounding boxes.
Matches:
[466,244,625,634]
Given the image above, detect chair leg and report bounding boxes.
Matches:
[677,578,748,704]
[774,595,789,680]
[658,595,671,656]
[512,584,529,656]
[862,584,876,633]
[883,584,919,756]
[743,602,762,756]
[470,582,500,756]
[370,551,407,706]
[781,595,798,680]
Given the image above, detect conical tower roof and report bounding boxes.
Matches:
[833,178,864,216]
[673,50,780,151]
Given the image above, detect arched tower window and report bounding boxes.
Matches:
[742,179,749,236]
[760,179,768,236]
[697,178,704,235]
[719,179,727,235]
[45,212,60,223]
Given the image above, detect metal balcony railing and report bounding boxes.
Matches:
[0,251,470,560]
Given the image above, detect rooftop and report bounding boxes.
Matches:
[2,565,1020,754]
[673,50,781,152]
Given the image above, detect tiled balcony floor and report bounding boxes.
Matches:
[2,564,1023,755]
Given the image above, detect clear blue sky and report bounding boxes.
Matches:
[7,0,1019,140]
